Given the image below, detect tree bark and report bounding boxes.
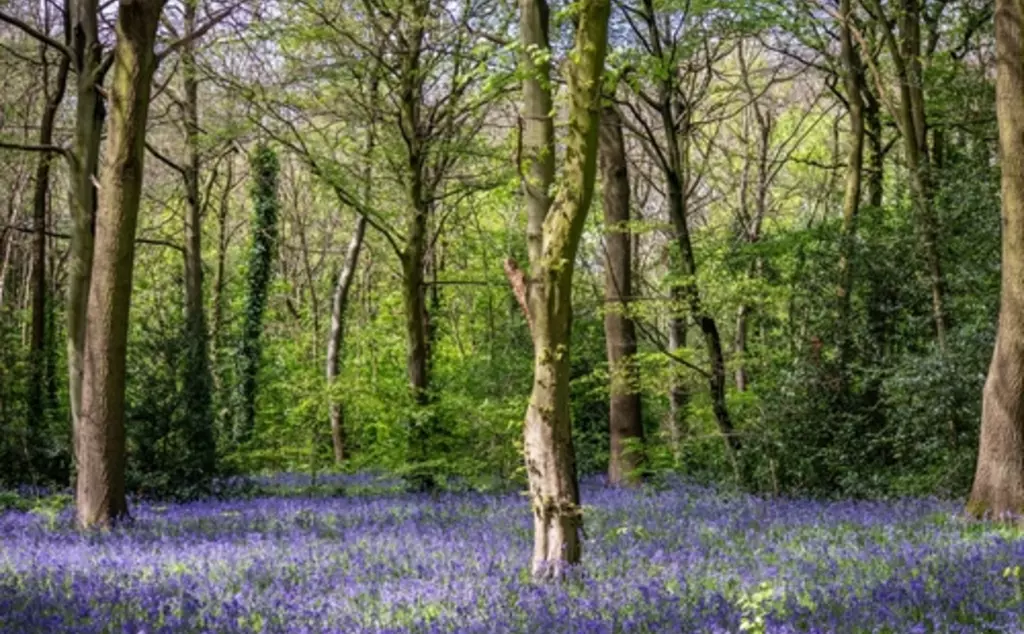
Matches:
[211,158,233,392]
[966,0,1024,519]
[180,0,215,479]
[76,0,167,529]
[599,105,643,486]
[28,37,70,450]
[665,309,687,460]
[68,0,106,459]
[514,0,610,578]
[837,0,866,366]
[327,216,367,463]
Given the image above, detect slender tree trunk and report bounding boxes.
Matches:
[662,124,740,478]
[966,0,1024,519]
[76,0,167,529]
[600,105,643,486]
[734,99,770,393]
[327,216,367,463]
[666,309,687,459]
[510,0,610,578]
[837,0,866,366]
[866,90,883,210]
[28,41,70,454]
[211,158,233,391]
[180,0,215,479]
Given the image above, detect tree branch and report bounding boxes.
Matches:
[156,1,244,62]
[0,11,72,58]
[503,257,533,335]
[0,139,71,161]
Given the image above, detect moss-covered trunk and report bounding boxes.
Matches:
[514,0,610,578]
[235,144,281,445]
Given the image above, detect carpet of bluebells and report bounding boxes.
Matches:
[2,474,1024,633]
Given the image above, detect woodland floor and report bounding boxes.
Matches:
[1,474,1023,633]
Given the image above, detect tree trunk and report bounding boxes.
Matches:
[68,0,106,457]
[665,310,687,460]
[28,40,70,455]
[966,0,1024,519]
[76,0,167,529]
[513,0,610,578]
[180,0,215,479]
[837,0,865,365]
[396,1,437,488]
[401,219,431,466]
[662,122,741,479]
[327,216,367,464]
[235,144,281,444]
[600,105,643,485]
[866,90,883,210]
[211,158,233,392]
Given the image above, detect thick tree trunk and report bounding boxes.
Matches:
[28,43,70,448]
[327,216,367,464]
[76,0,167,529]
[837,0,865,365]
[68,0,105,454]
[514,0,610,578]
[600,105,643,486]
[180,0,215,478]
[967,0,1024,519]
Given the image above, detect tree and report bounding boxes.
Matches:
[836,0,866,367]
[508,0,611,577]
[235,143,281,445]
[860,0,948,349]
[599,104,643,486]
[178,0,217,482]
[617,0,742,479]
[966,0,1024,519]
[76,0,169,528]
[27,9,70,474]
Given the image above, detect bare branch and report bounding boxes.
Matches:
[0,11,72,58]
